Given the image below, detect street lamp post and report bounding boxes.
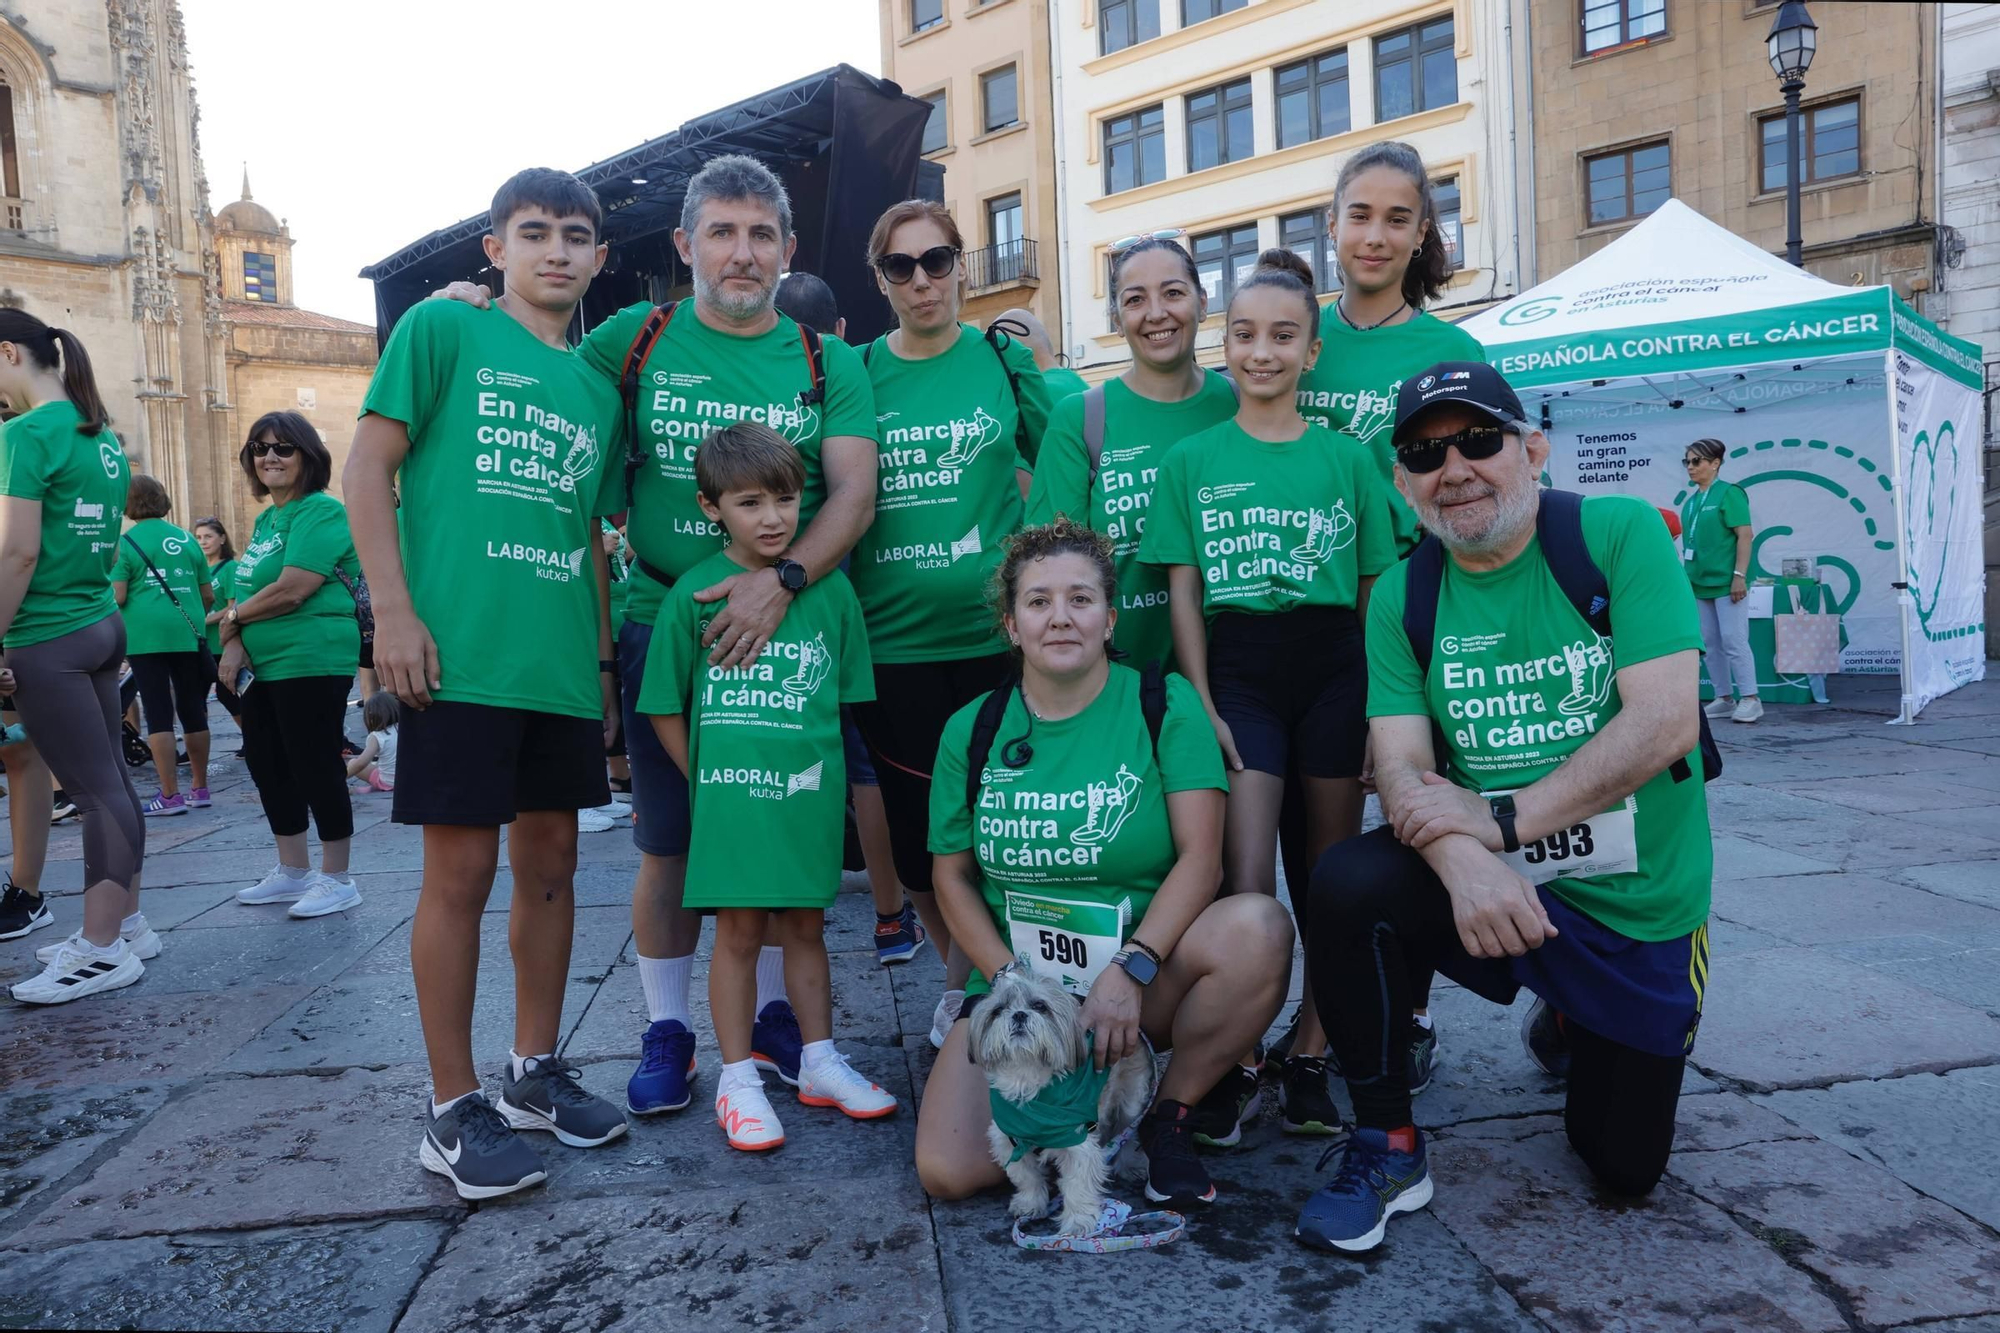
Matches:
[1767,1,1819,268]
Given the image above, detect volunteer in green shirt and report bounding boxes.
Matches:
[1294,141,1485,552]
[914,517,1292,1213]
[0,309,148,1005]
[991,305,1086,402]
[1140,250,1396,1138]
[1679,437,1760,724]
[1296,362,1711,1256]
[1026,235,1239,670]
[112,475,216,817]
[850,205,1052,1043]
[193,516,242,719]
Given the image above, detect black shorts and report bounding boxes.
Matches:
[391,699,608,826]
[128,651,212,737]
[1209,605,1367,779]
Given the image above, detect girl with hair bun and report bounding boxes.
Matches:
[1297,140,1486,550]
[1140,249,1396,1140]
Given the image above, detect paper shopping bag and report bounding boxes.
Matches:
[1773,611,1842,674]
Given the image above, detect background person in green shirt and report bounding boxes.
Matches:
[1680,438,1760,723]
[914,518,1292,1213]
[850,200,1052,1046]
[193,516,242,723]
[993,306,1087,401]
[113,475,216,818]
[0,308,148,1004]
[1296,362,1711,1255]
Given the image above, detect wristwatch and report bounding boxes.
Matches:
[1112,947,1159,987]
[225,605,240,629]
[774,559,808,593]
[1487,794,1521,854]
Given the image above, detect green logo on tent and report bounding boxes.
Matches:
[1499,297,1562,328]
[1906,419,1968,642]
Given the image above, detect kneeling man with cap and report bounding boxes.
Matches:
[1295,362,1713,1254]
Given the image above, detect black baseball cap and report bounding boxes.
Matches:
[1391,361,1528,446]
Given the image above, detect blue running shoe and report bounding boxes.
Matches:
[751,1000,804,1087]
[875,903,928,966]
[1295,1127,1433,1254]
[626,1019,697,1115]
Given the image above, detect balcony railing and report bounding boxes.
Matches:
[966,238,1038,290]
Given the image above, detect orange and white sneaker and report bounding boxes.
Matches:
[715,1080,785,1151]
[797,1052,899,1120]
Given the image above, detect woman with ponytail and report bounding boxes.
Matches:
[0,309,151,1004]
[1141,250,1396,1141]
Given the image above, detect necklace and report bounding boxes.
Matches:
[1336,297,1409,332]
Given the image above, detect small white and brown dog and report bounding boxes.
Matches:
[970,967,1152,1236]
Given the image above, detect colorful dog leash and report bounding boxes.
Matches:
[1011,1198,1187,1253]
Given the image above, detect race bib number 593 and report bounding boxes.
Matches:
[1488,790,1640,885]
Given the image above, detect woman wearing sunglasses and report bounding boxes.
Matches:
[219,411,365,919]
[1141,250,1397,1139]
[848,199,1053,1049]
[1025,231,1239,670]
[1680,438,1760,723]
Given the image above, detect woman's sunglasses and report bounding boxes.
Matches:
[875,245,960,285]
[1110,228,1189,256]
[1395,424,1511,475]
[250,440,298,459]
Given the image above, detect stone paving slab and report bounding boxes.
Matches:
[1759,1067,2000,1232]
[0,1219,450,1333]
[77,911,400,997]
[1710,872,2000,948]
[1709,833,1840,879]
[1426,1130,1848,1332]
[1892,859,2000,911]
[1669,1136,2000,1327]
[0,983,308,1093]
[392,1179,948,1333]
[1826,936,2000,1017]
[1713,793,2000,874]
[1763,774,2000,815]
[181,883,421,934]
[1670,1091,1819,1153]
[0,1081,169,1227]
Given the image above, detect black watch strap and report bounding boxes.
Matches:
[775,559,808,593]
[1488,795,1521,854]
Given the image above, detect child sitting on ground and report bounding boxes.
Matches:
[346,690,399,792]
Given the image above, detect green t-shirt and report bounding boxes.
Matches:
[1138,420,1398,617]
[363,300,623,719]
[604,519,631,634]
[850,324,1046,663]
[579,303,878,625]
[1042,365,1089,400]
[1365,494,1710,941]
[1025,372,1238,669]
[637,550,874,910]
[0,400,126,649]
[205,559,237,656]
[929,666,1228,996]
[1679,481,1751,599]
[234,492,361,682]
[113,518,207,656]
[1295,308,1485,550]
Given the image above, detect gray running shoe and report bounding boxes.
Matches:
[1408,1022,1442,1097]
[499,1056,629,1147]
[419,1093,546,1200]
[1521,997,1571,1078]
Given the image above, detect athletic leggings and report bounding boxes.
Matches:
[851,653,1012,895]
[238,675,354,841]
[8,615,144,890]
[1308,826,1685,1197]
[128,651,211,737]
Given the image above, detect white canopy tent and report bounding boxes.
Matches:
[1461,200,1986,722]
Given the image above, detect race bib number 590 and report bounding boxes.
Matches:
[1003,891,1130,998]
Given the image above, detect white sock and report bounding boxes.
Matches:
[509,1049,553,1081]
[1413,1013,1434,1031]
[801,1039,839,1074]
[637,953,694,1026]
[432,1090,474,1118]
[755,946,788,1012]
[83,937,124,960]
[279,863,310,880]
[321,871,354,887]
[718,1057,762,1093]
[120,912,148,935]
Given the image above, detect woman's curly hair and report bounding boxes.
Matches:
[990,517,1119,650]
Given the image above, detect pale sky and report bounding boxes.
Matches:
[181,0,883,325]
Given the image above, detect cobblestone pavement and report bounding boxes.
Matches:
[1,676,1997,1332]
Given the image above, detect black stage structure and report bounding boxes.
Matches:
[360,64,942,347]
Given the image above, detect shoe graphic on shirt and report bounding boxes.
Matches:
[783,632,832,698]
[1557,631,1616,717]
[1289,501,1355,565]
[1342,389,1399,446]
[937,408,1001,469]
[1071,765,1142,846]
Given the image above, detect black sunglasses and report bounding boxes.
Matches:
[1396,424,1511,475]
[250,440,298,459]
[875,244,960,285]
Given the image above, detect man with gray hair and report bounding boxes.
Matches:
[1293,361,1712,1254]
[994,306,1085,400]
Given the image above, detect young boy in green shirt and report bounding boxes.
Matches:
[345,168,628,1200]
[637,422,896,1152]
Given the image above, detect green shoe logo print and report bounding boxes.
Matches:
[783,632,832,698]
[1906,419,1962,639]
[1343,388,1399,446]
[1556,631,1615,718]
[1289,500,1356,565]
[1070,765,1142,846]
[937,408,1002,469]
[562,426,599,480]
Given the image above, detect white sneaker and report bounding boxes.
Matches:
[1703,697,1735,719]
[12,936,143,1005]
[797,1051,898,1119]
[288,873,362,919]
[588,801,629,819]
[577,808,616,833]
[237,865,312,904]
[38,925,160,965]
[928,988,966,1050]
[1731,696,1764,724]
[716,1080,785,1151]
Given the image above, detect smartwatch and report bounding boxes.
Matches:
[774,559,808,593]
[1113,947,1159,987]
[1487,793,1521,854]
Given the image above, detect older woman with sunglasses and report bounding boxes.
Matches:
[219,411,366,918]
[1679,438,1760,723]
[847,199,1053,1049]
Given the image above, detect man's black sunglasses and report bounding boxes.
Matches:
[1395,424,1512,474]
[875,244,960,285]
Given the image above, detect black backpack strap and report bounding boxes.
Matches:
[964,671,1023,813]
[1401,535,1446,681]
[1081,386,1108,487]
[984,320,1034,460]
[794,319,826,407]
[1138,659,1167,759]
[619,300,680,512]
[859,339,873,368]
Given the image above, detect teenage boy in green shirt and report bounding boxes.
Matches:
[346,168,628,1201]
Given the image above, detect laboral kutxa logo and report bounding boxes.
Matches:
[700,761,825,801]
[485,541,589,582]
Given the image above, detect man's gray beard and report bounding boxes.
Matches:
[1415,471,1541,556]
[693,268,774,321]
